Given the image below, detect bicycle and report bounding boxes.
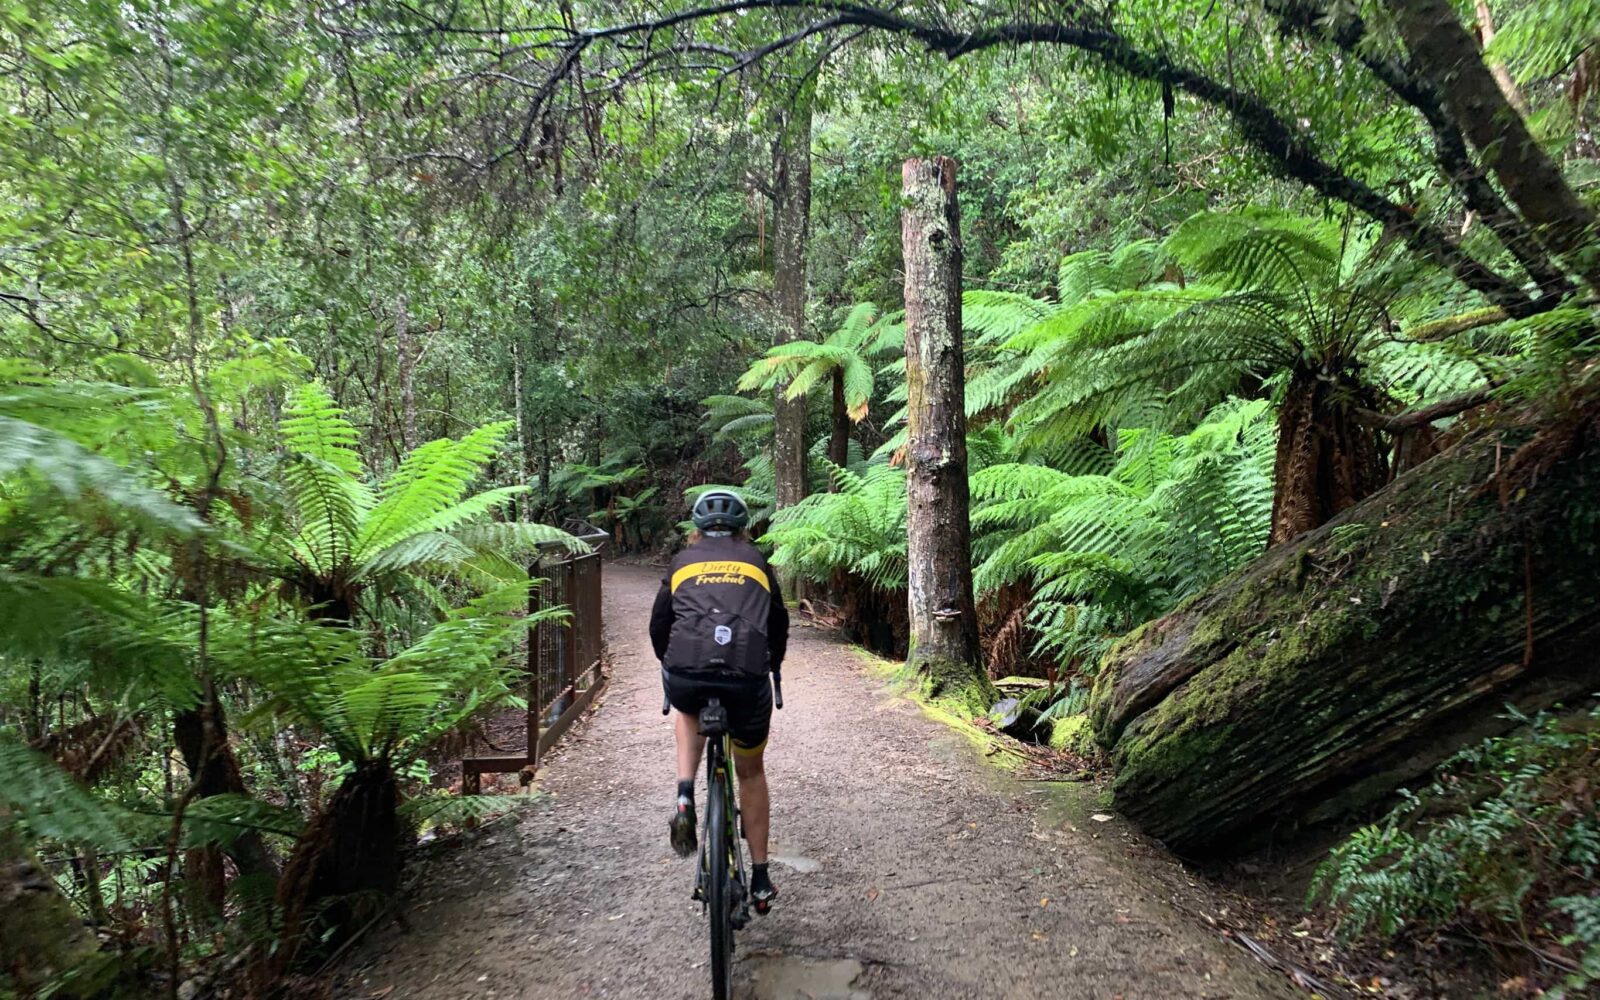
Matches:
[663,670,783,1000]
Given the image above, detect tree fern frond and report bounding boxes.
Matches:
[0,416,202,536]
[0,739,135,850]
[358,422,513,557]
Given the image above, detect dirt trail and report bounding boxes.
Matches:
[337,562,1296,1000]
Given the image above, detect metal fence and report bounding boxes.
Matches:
[462,532,607,793]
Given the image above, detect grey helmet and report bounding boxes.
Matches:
[691,489,749,532]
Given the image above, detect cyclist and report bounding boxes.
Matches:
[650,488,788,911]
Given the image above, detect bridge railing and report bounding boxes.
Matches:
[462,529,608,793]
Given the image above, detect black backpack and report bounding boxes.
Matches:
[661,534,774,676]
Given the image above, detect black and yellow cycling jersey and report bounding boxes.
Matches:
[651,533,785,678]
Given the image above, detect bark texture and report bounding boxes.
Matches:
[0,810,114,997]
[1388,0,1600,293]
[276,759,402,966]
[1268,370,1390,545]
[828,368,850,474]
[772,102,811,512]
[900,157,988,710]
[395,293,417,452]
[1090,393,1600,855]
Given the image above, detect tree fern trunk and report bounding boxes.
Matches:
[828,368,849,475]
[276,759,401,966]
[172,685,278,898]
[900,156,991,712]
[1269,371,1388,545]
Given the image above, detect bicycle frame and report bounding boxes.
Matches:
[661,672,782,1000]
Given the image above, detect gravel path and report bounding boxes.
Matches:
[336,562,1296,1000]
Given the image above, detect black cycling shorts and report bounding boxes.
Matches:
[662,668,773,756]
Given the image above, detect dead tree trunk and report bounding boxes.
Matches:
[1090,393,1600,855]
[900,157,990,712]
[772,101,811,513]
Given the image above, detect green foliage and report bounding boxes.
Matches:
[227,583,547,765]
[1312,704,1600,997]
[261,383,582,617]
[737,302,901,423]
[995,209,1441,447]
[973,398,1275,668]
[763,461,908,592]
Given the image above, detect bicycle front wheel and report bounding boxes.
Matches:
[706,764,733,1000]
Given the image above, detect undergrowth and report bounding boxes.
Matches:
[1310,702,1600,997]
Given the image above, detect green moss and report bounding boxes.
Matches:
[1049,713,1098,755]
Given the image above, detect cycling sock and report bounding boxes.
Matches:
[751,862,771,891]
[676,778,694,805]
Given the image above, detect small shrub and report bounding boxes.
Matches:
[1310,703,1599,997]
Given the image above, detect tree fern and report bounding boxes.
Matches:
[763,460,908,592]
[259,382,583,621]
[971,399,1276,673]
[736,301,899,423]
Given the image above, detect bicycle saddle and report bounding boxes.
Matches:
[698,700,729,738]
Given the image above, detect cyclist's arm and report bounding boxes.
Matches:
[767,572,790,671]
[649,577,673,661]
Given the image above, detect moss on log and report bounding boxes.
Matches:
[1089,397,1600,856]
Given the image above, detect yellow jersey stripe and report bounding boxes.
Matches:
[670,560,771,593]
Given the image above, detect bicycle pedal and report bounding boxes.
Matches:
[754,899,772,916]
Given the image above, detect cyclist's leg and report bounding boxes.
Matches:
[674,708,706,782]
[663,669,712,857]
[729,674,774,885]
[732,746,769,863]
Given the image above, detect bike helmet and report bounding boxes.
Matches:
[691,489,750,532]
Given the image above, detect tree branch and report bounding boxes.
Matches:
[1353,386,1497,431]
[1263,0,1573,305]
[547,1,1539,317]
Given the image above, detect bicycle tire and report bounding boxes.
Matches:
[706,750,733,1000]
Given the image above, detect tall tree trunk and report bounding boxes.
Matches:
[772,101,811,512]
[1389,0,1600,294]
[395,293,417,452]
[827,368,850,476]
[512,340,533,521]
[1472,0,1531,116]
[540,428,553,521]
[900,157,990,712]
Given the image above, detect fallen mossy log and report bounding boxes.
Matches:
[1089,394,1600,856]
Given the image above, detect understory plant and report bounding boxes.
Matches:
[1311,704,1600,997]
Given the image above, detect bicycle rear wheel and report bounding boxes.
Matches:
[706,757,733,1000]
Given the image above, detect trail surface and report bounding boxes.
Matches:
[338,562,1295,1000]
